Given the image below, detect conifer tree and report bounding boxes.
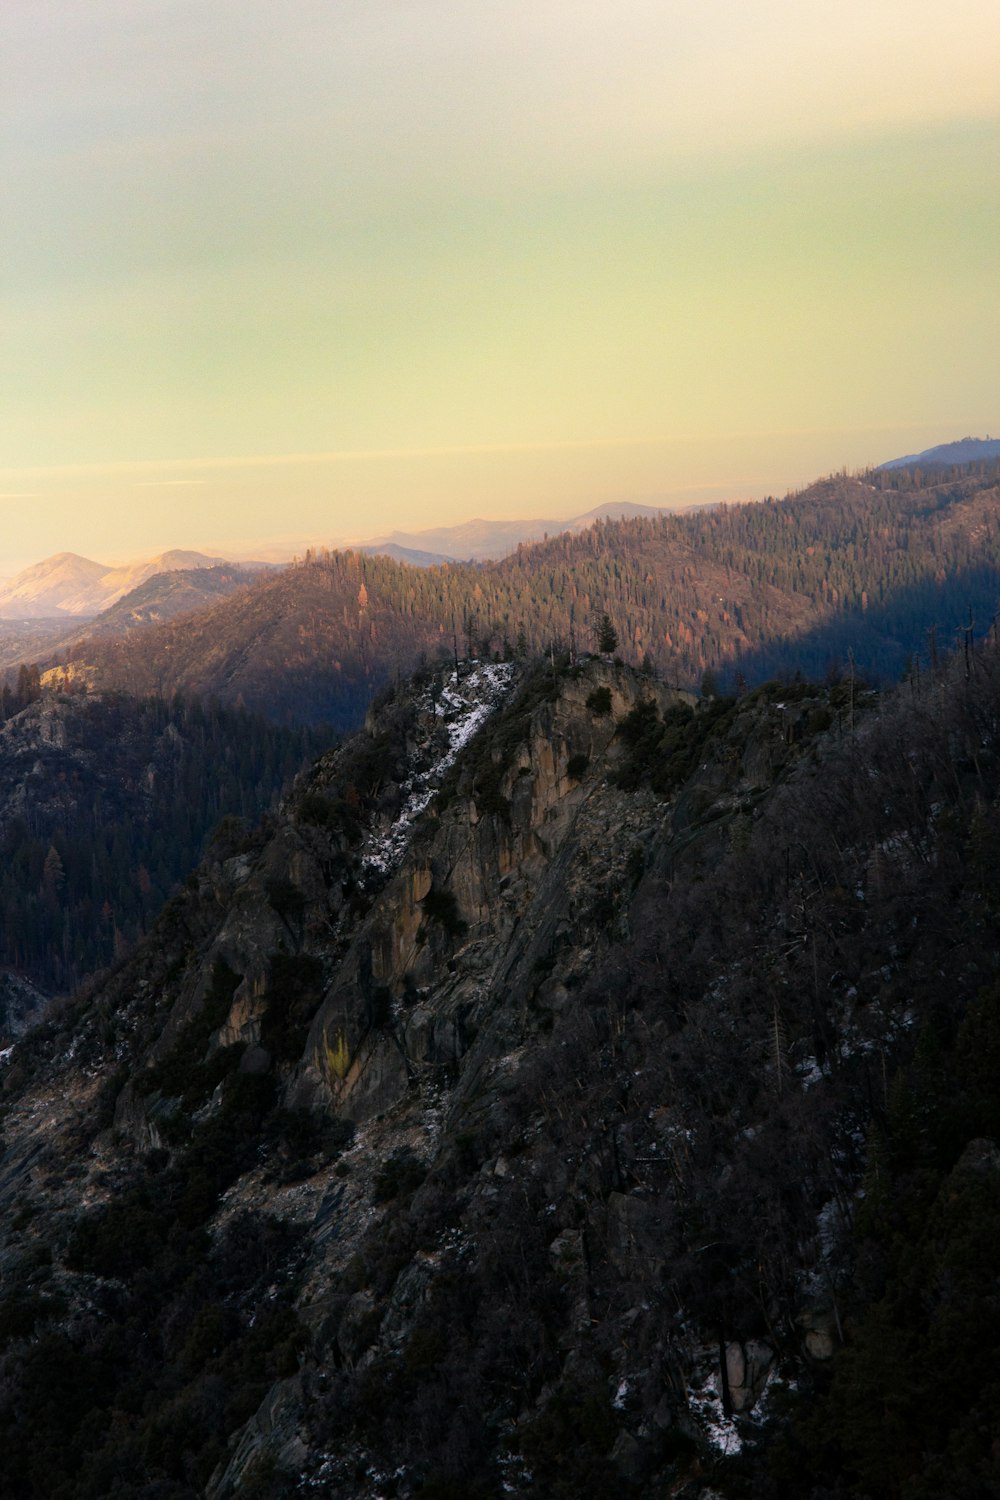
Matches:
[596,613,618,654]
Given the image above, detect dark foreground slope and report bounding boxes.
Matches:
[1,649,1000,1497]
[42,456,1000,726]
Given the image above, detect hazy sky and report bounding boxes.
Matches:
[2,1,998,570]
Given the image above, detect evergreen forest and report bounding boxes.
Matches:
[0,676,329,995]
[49,457,1000,726]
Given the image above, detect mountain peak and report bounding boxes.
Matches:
[0,547,235,619]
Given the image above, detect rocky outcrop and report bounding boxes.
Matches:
[207,1376,307,1500]
[725,1339,775,1412]
[0,971,50,1045]
[291,658,690,1122]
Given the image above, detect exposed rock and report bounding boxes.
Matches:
[798,1308,839,1361]
[725,1339,774,1411]
[0,971,51,1045]
[952,1137,1000,1179]
[610,1429,651,1484]
[337,1290,378,1365]
[207,1376,307,1500]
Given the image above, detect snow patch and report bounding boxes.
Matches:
[360,661,517,887]
[687,1371,743,1456]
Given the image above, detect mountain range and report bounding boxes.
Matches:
[1,445,1000,1494]
[0,564,265,679]
[359,499,689,564]
[22,455,1000,730]
[0,548,272,620]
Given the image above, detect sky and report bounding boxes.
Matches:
[1,0,998,572]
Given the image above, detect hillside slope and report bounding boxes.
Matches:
[43,565,259,651]
[0,683,329,1007]
[2,647,999,1496]
[43,459,1000,727]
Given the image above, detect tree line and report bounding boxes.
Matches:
[52,458,1000,726]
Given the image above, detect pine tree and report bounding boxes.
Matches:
[42,845,65,894]
[596,614,618,654]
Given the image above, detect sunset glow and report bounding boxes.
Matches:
[2,1,997,569]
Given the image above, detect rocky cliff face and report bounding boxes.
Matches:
[289,659,688,1126]
[2,650,998,1498]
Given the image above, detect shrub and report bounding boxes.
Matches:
[369,985,393,1027]
[265,877,306,924]
[586,686,613,716]
[0,1290,66,1348]
[296,791,338,827]
[372,1147,427,1203]
[66,1195,172,1278]
[209,815,257,858]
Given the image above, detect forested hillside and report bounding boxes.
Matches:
[0,568,258,679]
[55,565,257,639]
[1,642,999,1495]
[0,677,329,998]
[48,458,1000,726]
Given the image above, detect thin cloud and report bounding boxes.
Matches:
[0,422,955,481]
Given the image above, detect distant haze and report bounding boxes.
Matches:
[2,2,998,572]
[360,500,701,564]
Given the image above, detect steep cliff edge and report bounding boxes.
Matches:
[2,651,1000,1498]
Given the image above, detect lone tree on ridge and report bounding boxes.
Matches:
[596,613,619,655]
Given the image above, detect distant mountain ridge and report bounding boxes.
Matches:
[878,435,1000,470]
[36,459,1000,728]
[361,500,677,563]
[0,547,264,619]
[53,565,260,641]
[0,567,261,676]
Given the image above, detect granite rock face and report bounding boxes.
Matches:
[0,971,50,1046]
[291,658,689,1124]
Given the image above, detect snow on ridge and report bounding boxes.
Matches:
[360,660,517,886]
[687,1371,743,1456]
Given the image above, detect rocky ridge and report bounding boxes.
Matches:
[2,649,999,1497]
